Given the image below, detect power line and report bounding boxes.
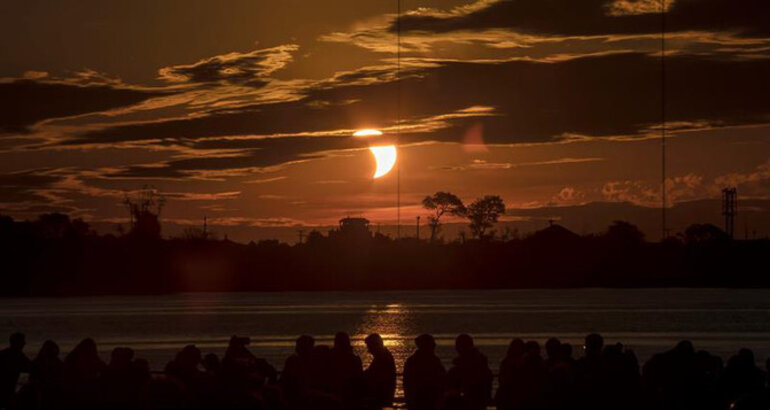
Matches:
[396,0,402,239]
[660,0,667,240]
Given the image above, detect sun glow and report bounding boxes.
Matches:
[369,145,397,179]
[354,129,383,137]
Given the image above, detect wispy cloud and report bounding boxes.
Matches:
[158,45,299,87]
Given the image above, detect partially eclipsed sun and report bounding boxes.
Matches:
[370,145,397,179]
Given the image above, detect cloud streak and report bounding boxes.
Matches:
[158,45,299,87]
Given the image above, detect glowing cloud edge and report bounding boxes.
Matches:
[354,129,384,137]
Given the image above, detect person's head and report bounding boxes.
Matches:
[584,333,604,357]
[506,338,525,359]
[180,344,202,364]
[455,334,474,355]
[9,332,25,351]
[334,332,352,352]
[365,333,385,354]
[37,340,60,361]
[110,347,135,367]
[525,341,541,357]
[66,338,100,368]
[738,348,755,365]
[229,335,250,349]
[415,334,436,353]
[296,335,315,356]
[545,338,561,360]
[674,340,695,356]
[73,338,98,358]
[203,353,220,372]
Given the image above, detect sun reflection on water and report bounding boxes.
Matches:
[353,303,414,398]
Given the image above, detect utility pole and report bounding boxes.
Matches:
[416,216,420,239]
[203,216,208,240]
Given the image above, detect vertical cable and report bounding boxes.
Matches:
[396,0,401,239]
[661,0,667,240]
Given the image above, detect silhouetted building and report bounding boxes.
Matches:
[332,217,372,241]
[527,223,580,246]
[339,217,370,233]
[722,187,737,240]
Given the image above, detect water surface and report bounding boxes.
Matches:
[2,289,770,371]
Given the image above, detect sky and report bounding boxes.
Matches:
[1,0,769,242]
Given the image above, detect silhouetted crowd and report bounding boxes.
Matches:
[1,332,769,410]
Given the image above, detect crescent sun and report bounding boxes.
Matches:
[369,145,397,179]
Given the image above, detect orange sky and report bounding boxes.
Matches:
[1,0,769,241]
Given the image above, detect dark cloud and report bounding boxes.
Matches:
[48,52,770,181]
[0,80,165,133]
[391,0,770,38]
[106,136,370,179]
[70,52,770,149]
[0,170,62,204]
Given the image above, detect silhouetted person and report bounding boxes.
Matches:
[598,342,641,410]
[23,340,64,410]
[732,358,770,409]
[330,332,364,409]
[0,333,31,410]
[308,344,342,408]
[643,340,704,410]
[577,333,603,374]
[222,335,277,385]
[495,338,525,410]
[403,334,446,410]
[62,338,105,409]
[575,333,604,409]
[198,353,223,408]
[544,342,578,410]
[165,344,202,386]
[721,348,766,405]
[544,338,561,368]
[559,343,574,366]
[518,341,547,410]
[446,334,492,410]
[102,347,138,407]
[363,333,396,408]
[281,335,315,408]
[221,335,277,409]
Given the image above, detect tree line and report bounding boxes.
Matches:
[1,204,768,296]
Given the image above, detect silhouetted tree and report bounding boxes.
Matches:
[682,223,729,245]
[305,230,325,245]
[33,213,92,239]
[465,196,505,239]
[422,192,466,243]
[35,213,72,238]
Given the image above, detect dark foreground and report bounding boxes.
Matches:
[3,213,770,296]
[1,331,769,410]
